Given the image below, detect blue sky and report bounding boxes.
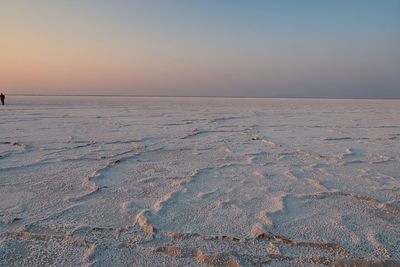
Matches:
[1,0,399,98]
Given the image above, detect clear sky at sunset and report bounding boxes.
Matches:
[1,0,399,98]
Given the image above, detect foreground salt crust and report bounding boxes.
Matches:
[0,96,399,266]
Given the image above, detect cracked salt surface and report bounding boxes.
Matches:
[1,96,399,266]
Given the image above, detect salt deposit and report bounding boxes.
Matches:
[0,96,399,266]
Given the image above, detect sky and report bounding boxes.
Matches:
[1,0,399,98]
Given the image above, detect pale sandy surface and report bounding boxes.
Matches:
[1,96,399,266]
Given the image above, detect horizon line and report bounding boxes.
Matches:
[5,94,400,100]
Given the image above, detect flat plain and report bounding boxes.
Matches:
[1,96,399,266]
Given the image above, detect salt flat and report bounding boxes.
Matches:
[0,96,399,266]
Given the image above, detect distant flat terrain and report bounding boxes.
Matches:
[1,96,399,266]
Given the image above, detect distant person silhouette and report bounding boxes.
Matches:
[0,93,4,105]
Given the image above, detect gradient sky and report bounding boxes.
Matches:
[1,0,399,98]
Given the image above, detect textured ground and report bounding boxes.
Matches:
[1,96,399,266]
